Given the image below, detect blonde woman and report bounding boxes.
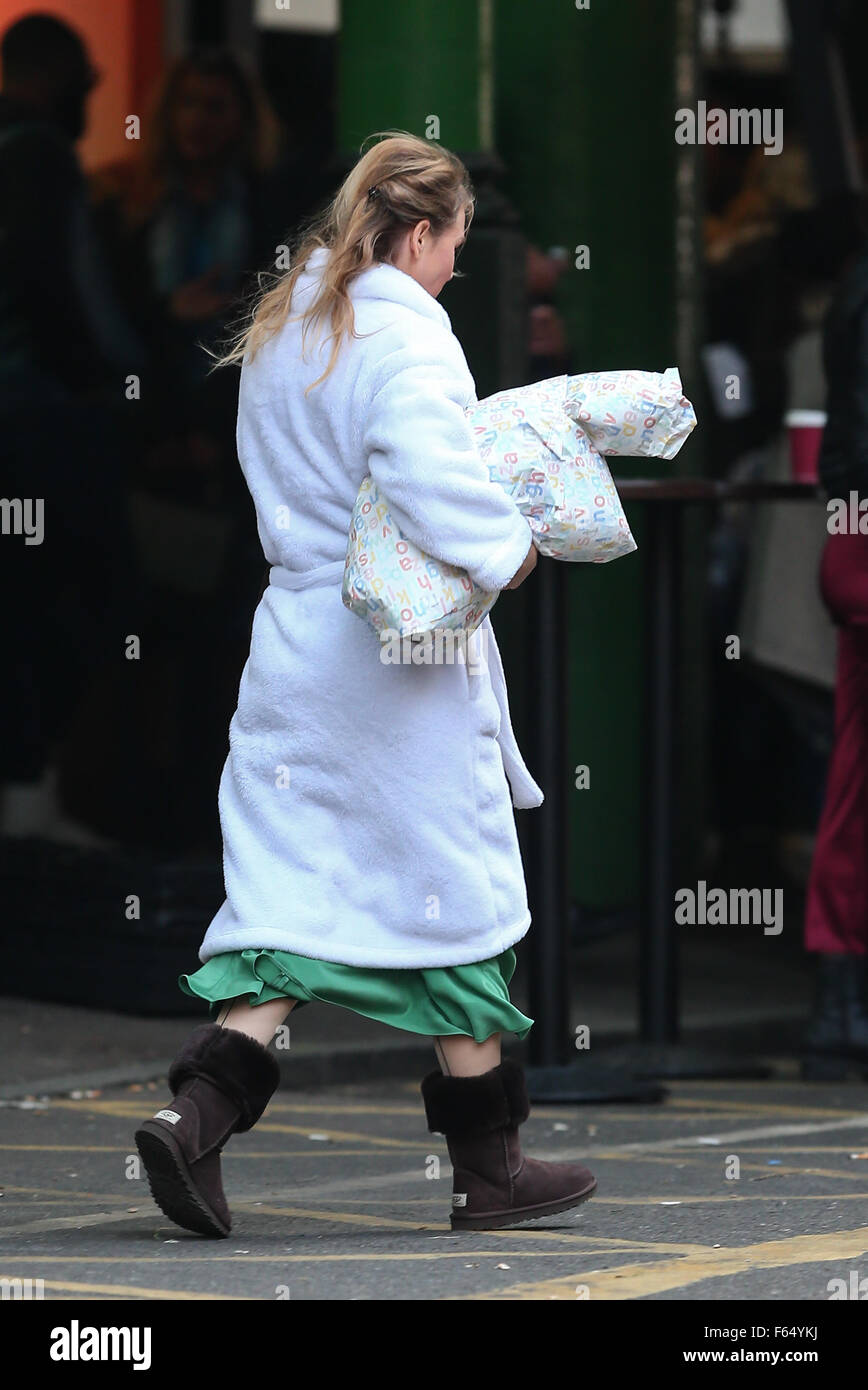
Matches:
[135,131,597,1236]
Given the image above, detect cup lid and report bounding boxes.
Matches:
[784,410,827,427]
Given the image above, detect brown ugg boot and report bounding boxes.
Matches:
[421,1056,597,1230]
[135,1023,280,1238]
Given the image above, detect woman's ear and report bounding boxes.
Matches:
[412,219,431,254]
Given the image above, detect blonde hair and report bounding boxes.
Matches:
[213,130,475,394]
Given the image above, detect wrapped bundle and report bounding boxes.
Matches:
[564,366,695,459]
[343,475,499,637]
[469,373,638,561]
[343,368,696,638]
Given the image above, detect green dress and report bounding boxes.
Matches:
[179,946,534,1043]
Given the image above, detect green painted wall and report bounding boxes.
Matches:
[493,1,684,905]
[339,0,483,150]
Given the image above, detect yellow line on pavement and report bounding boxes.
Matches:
[453,1224,868,1300]
[1,1185,135,1204]
[669,1095,868,1120]
[249,1203,451,1231]
[587,1192,868,1204]
[254,1122,429,1149]
[47,1095,835,1126]
[40,1100,429,1149]
[254,1101,426,1116]
[47,1097,426,1120]
[0,1276,251,1300]
[0,1146,412,1159]
[588,1143,868,1155]
[585,1150,868,1183]
[0,1250,660,1268]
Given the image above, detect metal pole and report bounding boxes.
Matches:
[526,557,569,1066]
[640,501,680,1044]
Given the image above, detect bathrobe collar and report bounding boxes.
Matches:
[299,245,451,332]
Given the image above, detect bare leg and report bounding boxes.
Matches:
[215,995,297,1047]
[434,1032,501,1077]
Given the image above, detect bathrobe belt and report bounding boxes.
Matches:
[267,561,544,809]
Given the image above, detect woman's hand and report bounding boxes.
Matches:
[170,267,233,322]
[505,540,538,590]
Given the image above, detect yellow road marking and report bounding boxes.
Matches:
[1,1185,138,1204]
[49,1093,867,1125]
[669,1095,868,1120]
[583,1150,868,1183]
[41,1101,428,1149]
[0,1276,250,1300]
[4,1141,867,1158]
[255,1122,429,1149]
[0,1146,415,1159]
[43,1096,809,1125]
[46,1097,427,1119]
[0,1250,657,1265]
[587,1192,868,1204]
[454,1224,868,1300]
[0,1145,129,1153]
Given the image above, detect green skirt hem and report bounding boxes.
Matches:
[179,945,534,1043]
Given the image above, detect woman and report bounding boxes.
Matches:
[93,47,288,381]
[135,131,597,1235]
[89,50,317,847]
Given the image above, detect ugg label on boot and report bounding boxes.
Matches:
[154,1109,181,1125]
[452,1193,468,1207]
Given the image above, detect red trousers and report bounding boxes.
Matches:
[805,532,868,954]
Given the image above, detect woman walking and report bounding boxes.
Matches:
[135,131,597,1236]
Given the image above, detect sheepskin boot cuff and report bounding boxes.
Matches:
[167,1023,281,1133]
[421,1057,531,1137]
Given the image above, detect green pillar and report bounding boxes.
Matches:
[338,2,704,912]
[337,1,525,401]
[339,0,491,152]
[494,0,702,907]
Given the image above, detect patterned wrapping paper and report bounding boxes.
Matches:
[343,368,697,639]
[342,475,500,637]
[564,366,696,459]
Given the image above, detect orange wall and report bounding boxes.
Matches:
[0,0,162,170]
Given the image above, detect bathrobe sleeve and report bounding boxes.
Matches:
[361,334,535,592]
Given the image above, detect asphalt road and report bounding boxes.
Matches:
[2,1069,868,1302]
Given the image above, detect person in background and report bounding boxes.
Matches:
[94,47,298,479]
[0,13,144,845]
[802,191,868,1079]
[525,243,572,381]
[91,51,315,846]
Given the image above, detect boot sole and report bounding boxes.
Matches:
[450,1176,597,1231]
[135,1122,230,1239]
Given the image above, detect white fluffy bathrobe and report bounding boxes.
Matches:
[199,245,544,968]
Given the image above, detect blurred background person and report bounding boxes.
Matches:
[0,12,145,846]
[93,47,292,499]
[525,243,572,381]
[73,47,320,851]
[802,193,868,1077]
